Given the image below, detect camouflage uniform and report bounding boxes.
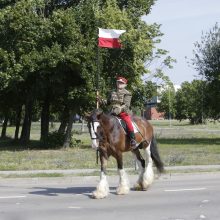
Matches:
[108,88,136,147]
[108,88,132,115]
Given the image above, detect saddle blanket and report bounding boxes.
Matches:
[115,117,139,134]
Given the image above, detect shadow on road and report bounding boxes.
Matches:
[29,187,116,198]
[29,186,117,198]
[29,186,95,198]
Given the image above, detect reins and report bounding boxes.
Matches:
[87,119,100,165]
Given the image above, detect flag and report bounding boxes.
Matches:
[98,28,126,48]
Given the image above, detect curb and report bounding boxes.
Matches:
[0,165,220,175]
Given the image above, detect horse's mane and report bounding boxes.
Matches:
[99,112,122,132]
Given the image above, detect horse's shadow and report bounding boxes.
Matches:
[29,186,116,198]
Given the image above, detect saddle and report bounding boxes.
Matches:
[115,117,146,149]
[115,117,139,134]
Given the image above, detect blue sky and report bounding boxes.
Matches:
[143,0,220,85]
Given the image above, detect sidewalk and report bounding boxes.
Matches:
[0,165,220,176]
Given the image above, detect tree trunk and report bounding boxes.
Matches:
[14,105,22,140]
[63,111,74,148]
[1,114,9,138]
[81,119,85,133]
[20,95,33,144]
[58,105,69,135]
[40,96,50,143]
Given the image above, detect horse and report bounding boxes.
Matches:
[86,109,164,199]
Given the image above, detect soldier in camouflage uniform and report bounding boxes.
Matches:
[99,76,137,149]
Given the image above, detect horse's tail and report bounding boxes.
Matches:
[150,136,165,173]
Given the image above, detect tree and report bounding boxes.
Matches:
[94,0,173,100]
[0,0,174,147]
[0,1,87,144]
[192,23,220,120]
[175,80,207,124]
[131,81,157,115]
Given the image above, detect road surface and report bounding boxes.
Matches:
[0,172,219,220]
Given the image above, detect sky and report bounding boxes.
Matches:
[143,0,220,85]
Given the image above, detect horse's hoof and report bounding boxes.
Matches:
[141,185,150,191]
[133,183,149,191]
[92,190,108,199]
[116,186,130,195]
[133,183,142,191]
[141,183,150,191]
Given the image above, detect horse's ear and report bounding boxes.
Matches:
[83,111,91,121]
[96,109,103,115]
[96,109,103,119]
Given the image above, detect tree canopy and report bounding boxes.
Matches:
[192,23,220,120]
[0,0,173,145]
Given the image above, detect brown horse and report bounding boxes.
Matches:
[86,109,164,199]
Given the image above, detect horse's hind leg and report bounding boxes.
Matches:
[143,143,154,187]
[92,152,109,199]
[133,143,154,191]
[133,149,146,190]
[116,153,130,195]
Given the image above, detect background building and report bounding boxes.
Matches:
[145,96,164,120]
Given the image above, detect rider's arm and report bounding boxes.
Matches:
[97,91,112,106]
[122,93,132,113]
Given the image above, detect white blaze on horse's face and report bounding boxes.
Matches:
[89,121,100,149]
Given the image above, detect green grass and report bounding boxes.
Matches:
[0,120,219,171]
[151,119,220,129]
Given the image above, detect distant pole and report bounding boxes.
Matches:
[168,86,171,127]
[201,75,204,124]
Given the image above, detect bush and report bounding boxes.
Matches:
[45,131,65,148]
[70,138,83,148]
[44,131,83,148]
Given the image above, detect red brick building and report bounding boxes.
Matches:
[145,106,164,120]
[144,96,165,120]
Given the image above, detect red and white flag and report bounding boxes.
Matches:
[98,28,126,48]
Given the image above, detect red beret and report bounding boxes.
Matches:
[117,76,128,84]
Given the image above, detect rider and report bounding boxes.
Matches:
[98,76,137,149]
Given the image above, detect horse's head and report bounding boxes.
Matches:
[85,109,103,150]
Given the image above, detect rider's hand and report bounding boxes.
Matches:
[96,95,102,102]
[96,96,106,105]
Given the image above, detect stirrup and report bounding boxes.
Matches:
[130,139,138,149]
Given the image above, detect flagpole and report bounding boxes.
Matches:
[96,39,100,109]
[96,28,126,109]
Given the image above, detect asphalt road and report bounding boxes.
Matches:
[0,172,220,220]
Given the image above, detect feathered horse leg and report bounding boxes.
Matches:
[116,153,130,195]
[142,142,154,189]
[92,152,109,199]
[132,144,154,191]
[133,148,146,191]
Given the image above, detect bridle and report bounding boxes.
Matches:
[87,115,101,163]
[87,119,100,140]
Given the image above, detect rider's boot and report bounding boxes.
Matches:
[129,131,138,149]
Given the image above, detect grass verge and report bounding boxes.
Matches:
[0,121,219,172]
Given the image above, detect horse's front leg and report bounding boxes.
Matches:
[92,150,109,199]
[116,153,130,195]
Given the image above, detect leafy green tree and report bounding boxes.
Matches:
[175,80,207,124]
[0,0,174,147]
[132,81,157,113]
[94,0,173,100]
[0,0,87,143]
[192,23,220,120]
